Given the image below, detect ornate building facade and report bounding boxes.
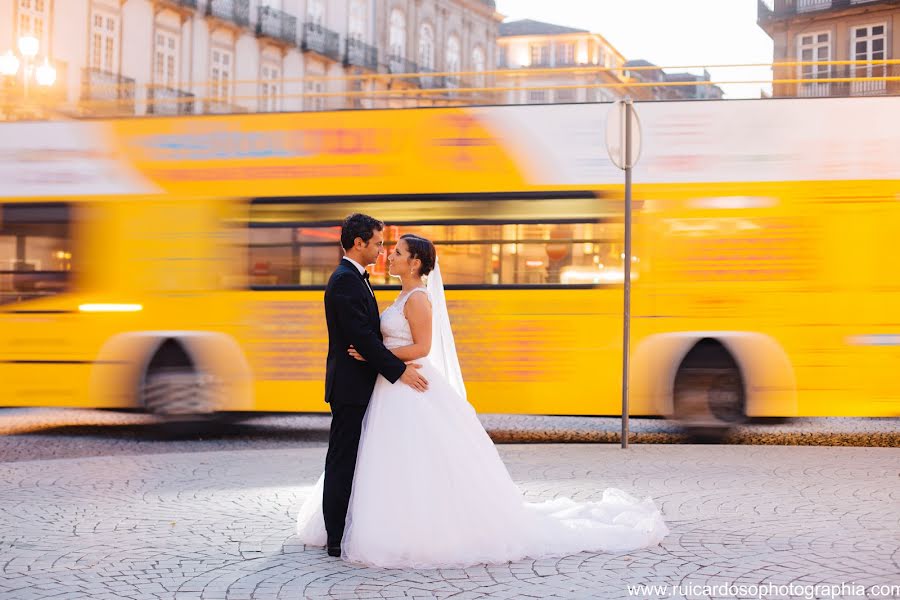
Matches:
[0,0,501,117]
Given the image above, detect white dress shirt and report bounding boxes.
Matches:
[343,256,374,296]
[342,255,366,275]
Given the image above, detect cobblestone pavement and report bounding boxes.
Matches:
[1,444,898,599]
[0,408,897,464]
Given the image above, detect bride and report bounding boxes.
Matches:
[297,233,669,568]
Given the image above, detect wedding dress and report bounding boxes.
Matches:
[296,264,669,569]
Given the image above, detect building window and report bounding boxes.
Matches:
[851,24,886,94]
[348,0,365,42]
[260,64,280,112]
[90,10,119,73]
[558,42,576,66]
[530,44,549,67]
[210,48,233,102]
[797,31,831,96]
[798,32,831,80]
[18,0,49,49]
[305,79,325,111]
[555,88,576,103]
[389,8,406,58]
[472,46,486,86]
[155,29,179,87]
[0,203,72,306]
[307,0,324,26]
[446,34,460,86]
[419,22,435,70]
[527,89,547,104]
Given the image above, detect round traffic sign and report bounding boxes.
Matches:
[605,99,642,170]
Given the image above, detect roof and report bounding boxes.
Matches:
[498,19,588,37]
[665,72,707,83]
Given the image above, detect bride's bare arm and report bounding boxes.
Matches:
[391,293,432,360]
[349,293,432,362]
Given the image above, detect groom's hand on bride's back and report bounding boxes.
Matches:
[348,346,428,392]
[400,362,428,392]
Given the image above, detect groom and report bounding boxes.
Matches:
[322,213,429,557]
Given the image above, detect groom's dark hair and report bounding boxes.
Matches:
[341,213,384,250]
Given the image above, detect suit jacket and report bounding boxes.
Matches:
[324,259,407,406]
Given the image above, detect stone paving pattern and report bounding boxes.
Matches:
[1,443,898,599]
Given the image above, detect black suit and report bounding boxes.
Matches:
[322,258,406,547]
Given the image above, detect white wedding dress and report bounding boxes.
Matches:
[297,282,669,569]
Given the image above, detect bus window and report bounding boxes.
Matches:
[379,223,627,286]
[248,220,627,288]
[249,225,342,287]
[0,203,72,306]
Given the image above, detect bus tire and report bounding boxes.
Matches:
[673,338,746,441]
[139,339,216,417]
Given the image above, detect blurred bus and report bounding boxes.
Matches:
[0,97,897,436]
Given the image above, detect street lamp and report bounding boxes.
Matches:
[1,36,57,118]
[0,51,20,77]
[18,35,39,59]
[35,59,57,87]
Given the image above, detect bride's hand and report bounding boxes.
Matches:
[348,345,366,362]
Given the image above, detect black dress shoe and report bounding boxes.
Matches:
[327,545,341,557]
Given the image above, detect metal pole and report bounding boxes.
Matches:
[23,59,29,107]
[621,99,633,450]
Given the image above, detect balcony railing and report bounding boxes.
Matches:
[529,58,552,68]
[345,37,378,71]
[797,0,834,12]
[159,0,198,10]
[759,0,886,21]
[787,63,899,97]
[257,6,297,45]
[206,0,249,28]
[147,85,195,115]
[416,66,447,90]
[387,54,419,77]
[204,98,249,114]
[302,22,341,61]
[80,68,135,115]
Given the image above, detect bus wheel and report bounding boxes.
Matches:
[672,338,746,442]
[140,339,217,436]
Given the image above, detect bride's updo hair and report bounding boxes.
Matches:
[400,233,436,277]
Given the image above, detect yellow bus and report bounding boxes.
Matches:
[1,97,898,436]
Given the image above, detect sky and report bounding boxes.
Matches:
[493,0,775,99]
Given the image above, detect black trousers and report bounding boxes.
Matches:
[323,403,367,546]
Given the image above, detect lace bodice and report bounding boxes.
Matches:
[380,287,430,349]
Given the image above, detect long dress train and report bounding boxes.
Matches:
[297,287,669,568]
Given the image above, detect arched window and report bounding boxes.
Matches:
[444,34,462,84]
[348,0,365,41]
[389,8,406,58]
[472,45,486,87]
[418,22,435,70]
[308,0,324,26]
[446,34,460,87]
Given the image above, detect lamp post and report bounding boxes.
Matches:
[0,50,20,119]
[0,36,56,119]
[18,35,39,105]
